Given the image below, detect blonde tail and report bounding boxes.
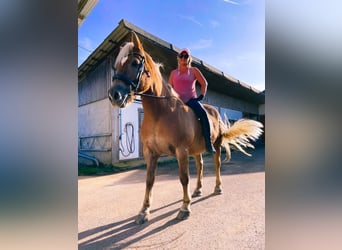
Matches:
[221,119,263,162]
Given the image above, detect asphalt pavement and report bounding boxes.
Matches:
[78,146,265,249]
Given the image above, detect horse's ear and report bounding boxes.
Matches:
[131,31,144,52]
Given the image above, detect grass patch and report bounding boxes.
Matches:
[78,164,121,176]
[79,156,187,176]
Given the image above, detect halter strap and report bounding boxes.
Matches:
[112,52,149,92]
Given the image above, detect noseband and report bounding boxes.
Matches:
[112,52,150,93]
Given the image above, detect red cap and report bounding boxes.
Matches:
[179,48,191,56]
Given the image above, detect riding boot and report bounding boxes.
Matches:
[199,117,216,154]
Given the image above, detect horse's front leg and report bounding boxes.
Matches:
[176,147,191,220]
[192,154,203,197]
[135,149,159,224]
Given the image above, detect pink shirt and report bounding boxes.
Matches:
[171,68,197,103]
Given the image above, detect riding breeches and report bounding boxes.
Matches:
[185,98,213,150]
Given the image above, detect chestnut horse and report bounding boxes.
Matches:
[108,32,263,224]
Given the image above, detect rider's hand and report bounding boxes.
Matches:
[196,94,204,101]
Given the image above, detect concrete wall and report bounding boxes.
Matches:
[219,107,243,121]
[205,88,259,115]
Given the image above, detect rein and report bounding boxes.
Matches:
[134,93,171,99]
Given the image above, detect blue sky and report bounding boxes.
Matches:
[78,0,265,91]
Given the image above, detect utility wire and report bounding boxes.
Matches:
[78,45,92,53]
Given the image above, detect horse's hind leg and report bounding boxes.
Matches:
[213,146,223,195]
[192,154,203,197]
[176,147,191,220]
[135,149,159,224]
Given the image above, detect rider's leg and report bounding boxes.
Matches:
[186,99,216,153]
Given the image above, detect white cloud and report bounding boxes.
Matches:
[209,20,220,28]
[179,15,202,26]
[223,0,239,5]
[190,39,213,50]
[78,37,94,52]
[205,50,265,91]
[251,81,265,91]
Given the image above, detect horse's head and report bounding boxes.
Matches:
[108,31,155,108]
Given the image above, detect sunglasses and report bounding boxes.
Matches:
[178,54,189,59]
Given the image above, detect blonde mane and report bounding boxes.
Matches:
[145,55,181,100]
[140,52,162,95]
[114,42,134,69]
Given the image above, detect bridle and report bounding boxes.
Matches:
[111,51,175,100]
[112,52,149,93]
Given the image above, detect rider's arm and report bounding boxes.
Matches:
[192,67,208,96]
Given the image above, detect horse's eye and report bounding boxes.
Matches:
[131,60,139,68]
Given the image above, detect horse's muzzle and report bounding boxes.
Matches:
[108,88,129,108]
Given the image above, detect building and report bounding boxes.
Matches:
[78,0,99,27]
[78,19,265,164]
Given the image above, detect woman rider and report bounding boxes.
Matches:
[168,48,216,153]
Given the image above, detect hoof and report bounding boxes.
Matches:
[214,186,223,195]
[192,190,202,198]
[176,210,190,220]
[135,213,149,225]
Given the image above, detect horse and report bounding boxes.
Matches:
[108,31,263,224]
